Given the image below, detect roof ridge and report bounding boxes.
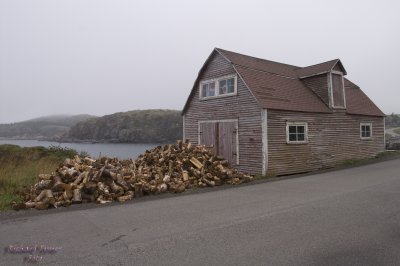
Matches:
[296,58,339,70]
[233,64,297,80]
[215,48,300,69]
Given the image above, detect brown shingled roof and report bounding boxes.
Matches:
[216,48,299,78]
[344,79,385,117]
[234,65,332,113]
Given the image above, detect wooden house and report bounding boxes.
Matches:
[182,48,385,176]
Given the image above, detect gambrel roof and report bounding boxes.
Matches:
[183,48,384,117]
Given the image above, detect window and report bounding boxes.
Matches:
[330,71,346,108]
[201,82,216,97]
[219,77,235,95]
[360,123,372,139]
[286,122,308,144]
[200,75,237,99]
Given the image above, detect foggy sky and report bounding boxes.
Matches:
[0,0,399,123]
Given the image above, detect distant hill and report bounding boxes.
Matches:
[386,113,400,128]
[0,114,96,140]
[63,109,182,143]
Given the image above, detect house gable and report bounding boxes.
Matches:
[182,49,264,174]
[182,49,261,115]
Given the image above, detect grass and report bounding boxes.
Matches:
[341,150,400,167]
[255,151,400,181]
[0,145,77,210]
[393,127,400,135]
[254,170,277,180]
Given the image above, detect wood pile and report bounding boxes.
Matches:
[14,141,253,210]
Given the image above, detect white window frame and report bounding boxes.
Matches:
[329,71,347,109]
[286,122,308,144]
[360,123,372,140]
[199,75,237,100]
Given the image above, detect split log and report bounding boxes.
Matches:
[63,189,72,201]
[174,183,186,193]
[157,183,168,193]
[81,191,95,202]
[72,189,82,204]
[134,183,143,197]
[73,173,85,185]
[202,178,215,187]
[35,201,49,210]
[182,171,189,181]
[116,175,129,191]
[52,176,66,192]
[163,175,171,183]
[34,190,48,202]
[35,180,52,191]
[25,201,36,209]
[109,181,124,196]
[117,191,134,202]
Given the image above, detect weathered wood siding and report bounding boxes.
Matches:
[332,63,343,72]
[302,74,330,106]
[267,110,385,175]
[183,52,263,174]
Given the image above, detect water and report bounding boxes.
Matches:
[0,139,162,159]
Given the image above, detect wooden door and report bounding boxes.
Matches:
[199,122,217,154]
[199,121,238,166]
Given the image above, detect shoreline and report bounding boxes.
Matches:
[0,138,166,145]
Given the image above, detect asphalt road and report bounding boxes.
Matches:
[1,159,400,266]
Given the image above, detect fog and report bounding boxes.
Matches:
[0,0,399,123]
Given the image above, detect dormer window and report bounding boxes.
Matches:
[330,71,346,108]
[200,75,237,99]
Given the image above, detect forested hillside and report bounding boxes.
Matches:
[64,109,182,143]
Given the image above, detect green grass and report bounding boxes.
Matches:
[0,145,77,210]
[254,170,277,180]
[341,151,400,167]
[257,151,400,180]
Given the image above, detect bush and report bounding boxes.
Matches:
[0,145,77,210]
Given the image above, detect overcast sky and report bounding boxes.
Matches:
[0,0,399,123]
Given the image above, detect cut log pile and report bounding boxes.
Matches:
[13,141,253,210]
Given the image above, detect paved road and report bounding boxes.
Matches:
[1,159,400,266]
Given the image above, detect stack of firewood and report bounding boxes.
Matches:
[13,141,253,210]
